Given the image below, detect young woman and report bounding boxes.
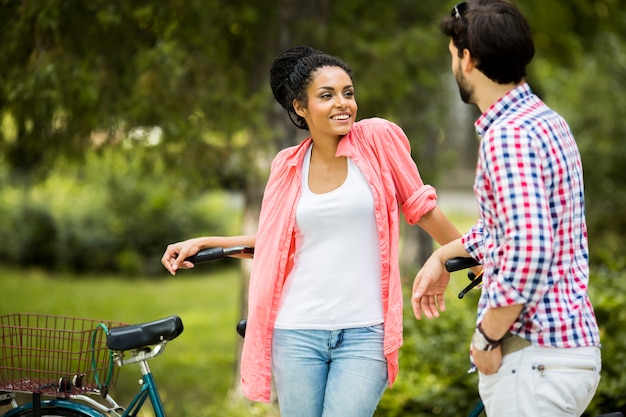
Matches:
[162,46,462,417]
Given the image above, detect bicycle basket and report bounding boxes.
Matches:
[0,313,127,397]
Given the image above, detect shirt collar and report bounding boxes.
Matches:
[284,138,313,168]
[474,83,533,137]
[286,129,357,168]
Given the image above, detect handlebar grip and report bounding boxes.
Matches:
[236,319,247,338]
[445,257,480,272]
[185,247,226,264]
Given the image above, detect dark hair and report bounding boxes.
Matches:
[270,46,353,130]
[440,0,534,84]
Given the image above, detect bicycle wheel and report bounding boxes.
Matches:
[9,409,87,417]
[5,402,102,417]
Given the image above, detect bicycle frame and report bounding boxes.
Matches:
[113,361,165,417]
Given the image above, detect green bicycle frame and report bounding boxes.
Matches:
[122,361,166,417]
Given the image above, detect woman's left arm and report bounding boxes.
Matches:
[416,206,463,246]
[369,119,463,245]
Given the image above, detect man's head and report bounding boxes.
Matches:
[440,0,535,86]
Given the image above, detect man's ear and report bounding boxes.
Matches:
[461,48,477,73]
[293,99,306,117]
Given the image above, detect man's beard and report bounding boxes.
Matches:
[455,64,474,105]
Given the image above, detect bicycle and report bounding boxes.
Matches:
[0,313,183,417]
[445,256,624,417]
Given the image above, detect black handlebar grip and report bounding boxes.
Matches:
[185,247,226,264]
[236,319,247,338]
[445,257,480,272]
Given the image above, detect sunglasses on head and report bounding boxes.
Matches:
[451,2,468,20]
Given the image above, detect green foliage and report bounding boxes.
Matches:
[533,29,626,267]
[377,275,481,416]
[0,201,57,269]
[586,264,626,416]
[0,0,273,184]
[0,147,243,275]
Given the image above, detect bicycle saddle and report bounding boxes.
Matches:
[106,315,184,351]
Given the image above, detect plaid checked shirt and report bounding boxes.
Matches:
[462,83,600,347]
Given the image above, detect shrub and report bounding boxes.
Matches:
[0,150,243,275]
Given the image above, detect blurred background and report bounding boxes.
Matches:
[0,0,624,416]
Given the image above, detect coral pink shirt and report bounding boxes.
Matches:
[241,118,438,402]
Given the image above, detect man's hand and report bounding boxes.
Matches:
[411,254,451,319]
[472,347,502,375]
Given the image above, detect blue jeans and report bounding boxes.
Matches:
[272,325,388,417]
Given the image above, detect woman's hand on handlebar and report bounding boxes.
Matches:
[161,237,207,275]
[161,235,257,275]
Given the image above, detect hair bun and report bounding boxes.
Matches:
[270,46,321,110]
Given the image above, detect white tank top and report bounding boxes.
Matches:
[274,145,383,330]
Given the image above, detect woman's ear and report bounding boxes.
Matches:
[293,99,307,118]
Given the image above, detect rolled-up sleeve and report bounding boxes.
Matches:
[462,220,484,263]
[364,118,438,224]
[402,185,437,224]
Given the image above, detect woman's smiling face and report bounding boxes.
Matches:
[293,66,358,139]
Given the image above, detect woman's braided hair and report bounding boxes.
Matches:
[270,46,353,130]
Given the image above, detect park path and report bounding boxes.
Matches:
[437,188,479,217]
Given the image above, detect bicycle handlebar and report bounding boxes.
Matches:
[445,257,480,272]
[445,257,483,299]
[184,246,254,264]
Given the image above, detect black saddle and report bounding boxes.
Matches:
[106,315,184,351]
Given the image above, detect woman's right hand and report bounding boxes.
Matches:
[161,235,256,275]
[161,237,207,275]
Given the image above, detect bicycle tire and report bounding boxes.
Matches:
[4,402,103,417]
[7,408,90,417]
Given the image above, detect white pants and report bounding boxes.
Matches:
[478,345,601,417]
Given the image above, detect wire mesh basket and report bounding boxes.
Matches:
[0,313,127,397]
